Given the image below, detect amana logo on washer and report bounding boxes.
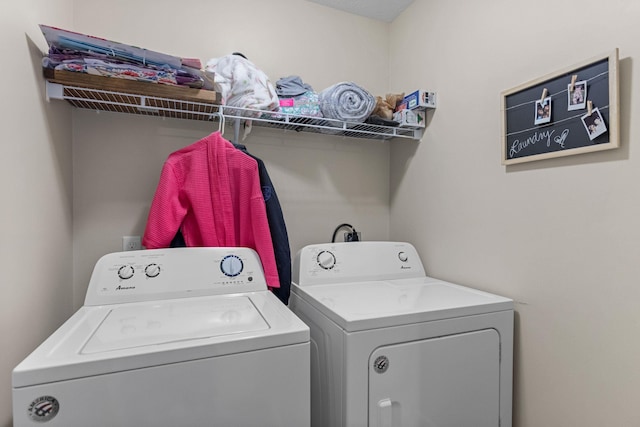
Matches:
[28,396,59,422]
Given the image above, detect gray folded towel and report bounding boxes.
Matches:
[276,76,314,97]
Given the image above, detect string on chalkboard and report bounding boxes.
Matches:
[505,70,608,111]
[505,105,610,137]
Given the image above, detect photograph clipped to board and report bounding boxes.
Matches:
[534,96,551,125]
[568,80,587,111]
[581,106,607,140]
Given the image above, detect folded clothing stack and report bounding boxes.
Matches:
[276,76,323,118]
[40,25,213,90]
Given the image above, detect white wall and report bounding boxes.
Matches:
[0,1,74,425]
[70,0,392,306]
[390,1,640,426]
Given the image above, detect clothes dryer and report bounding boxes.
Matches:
[13,247,309,427]
[290,241,513,427]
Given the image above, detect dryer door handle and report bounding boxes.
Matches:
[377,398,393,427]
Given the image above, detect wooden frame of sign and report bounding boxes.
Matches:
[501,49,619,165]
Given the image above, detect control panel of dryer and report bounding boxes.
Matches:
[293,241,427,286]
[84,247,268,306]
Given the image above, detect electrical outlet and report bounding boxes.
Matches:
[344,231,361,242]
[122,236,142,251]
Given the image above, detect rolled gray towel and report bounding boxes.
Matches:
[318,82,376,122]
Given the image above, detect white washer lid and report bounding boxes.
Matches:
[82,295,267,354]
[13,292,309,388]
[293,276,513,332]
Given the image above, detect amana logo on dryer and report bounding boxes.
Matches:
[28,395,59,422]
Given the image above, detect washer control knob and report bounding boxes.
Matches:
[118,265,135,280]
[398,251,408,262]
[317,251,336,270]
[145,263,161,278]
[221,255,243,277]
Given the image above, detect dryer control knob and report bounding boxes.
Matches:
[118,265,135,280]
[398,251,408,262]
[317,251,336,270]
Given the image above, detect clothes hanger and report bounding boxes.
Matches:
[213,110,225,136]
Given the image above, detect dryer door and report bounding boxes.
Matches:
[368,329,500,427]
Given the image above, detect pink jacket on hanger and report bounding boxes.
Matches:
[142,131,280,288]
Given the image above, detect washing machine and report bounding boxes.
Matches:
[290,241,513,427]
[13,247,310,427]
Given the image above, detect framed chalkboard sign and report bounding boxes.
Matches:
[501,49,619,165]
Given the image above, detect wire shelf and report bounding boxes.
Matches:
[45,81,423,141]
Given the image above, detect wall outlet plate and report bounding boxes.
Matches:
[122,236,142,251]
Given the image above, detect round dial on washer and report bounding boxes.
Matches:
[398,251,408,262]
[220,255,244,277]
[317,250,336,270]
[118,265,135,280]
[145,263,161,278]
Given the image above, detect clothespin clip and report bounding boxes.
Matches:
[587,100,593,115]
[540,88,548,101]
[570,75,577,92]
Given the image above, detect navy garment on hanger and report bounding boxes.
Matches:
[233,143,291,305]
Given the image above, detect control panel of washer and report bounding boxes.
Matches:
[293,241,427,286]
[84,247,267,306]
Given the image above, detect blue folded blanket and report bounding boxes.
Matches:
[318,82,375,122]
